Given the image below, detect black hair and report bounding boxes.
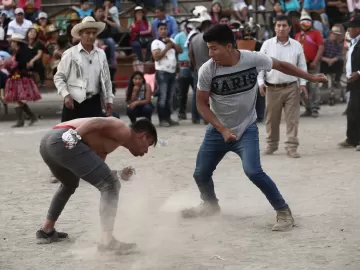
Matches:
[95,6,105,12]
[126,71,145,102]
[80,0,89,4]
[57,34,68,49]
[274,15,291,26]
[209,2,222,17]
[220,15,230,20]
[130,118,158,146]
[157,22,167,29]
[104,0,114,3]
[203,24,234,46]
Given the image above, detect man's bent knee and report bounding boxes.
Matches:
[96,172,121,195]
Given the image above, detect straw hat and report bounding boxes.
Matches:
[331,25,343,35]
[46,24,59,34]
[8,33,27,43]
[68,12,81,22]
[71,16,105,39]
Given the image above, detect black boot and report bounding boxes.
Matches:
[22,103,38,126]
[12,107,25,128]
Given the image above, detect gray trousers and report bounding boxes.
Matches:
[40,128,121,232]
[303,63,321,111]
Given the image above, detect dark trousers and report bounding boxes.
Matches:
[61,94,105,122]
[155,70,176,121]
[193,123,288,210]
[131,40,152,62]
[256,93,265,121]
[40,128,120,231]
[178,67,193,115]
[192,71,203,121]
[127,103,153,123]
[346,90,360,146]
[320,60,344,82]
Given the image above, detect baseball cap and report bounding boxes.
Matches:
[15,8,25,15]
[38,12,48,19]
[343,14,360,28]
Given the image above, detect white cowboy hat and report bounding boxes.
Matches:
[8,33,27,43]
[71,16,105,39]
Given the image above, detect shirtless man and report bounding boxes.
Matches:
[36,117,157,252]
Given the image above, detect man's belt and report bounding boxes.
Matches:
[265,81,297,88]
[179,61,190,68]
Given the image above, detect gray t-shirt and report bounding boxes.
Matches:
[197,50,273,138]
[190,33,210,71]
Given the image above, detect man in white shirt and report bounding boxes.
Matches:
[258,15,308,158]
[55,16,113,122]
[104,0,120,28]
[151,22,182,127]
[6,8,32,37]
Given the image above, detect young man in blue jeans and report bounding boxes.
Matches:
[181,24,327,231]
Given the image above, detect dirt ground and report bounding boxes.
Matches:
[0,104,359,270]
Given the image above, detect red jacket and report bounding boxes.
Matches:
[130,19,152,42]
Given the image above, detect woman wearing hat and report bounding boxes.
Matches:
[3,33,41,127]
[130,6,153,71]
[33,12,51,43]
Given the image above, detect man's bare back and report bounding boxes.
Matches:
[55,117,132,159]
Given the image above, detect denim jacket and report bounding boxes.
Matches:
[54,43,114,104]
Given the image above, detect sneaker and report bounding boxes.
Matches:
[98,237,137,254]
[258,5,266,11]
[338,140,354,148]
[272,207,294,231]
[168,118,179,126]
[311,110,319,118]
[300,110,312,117]
[178,112,187,120]
[248,4,253,10]
[36,229,68,244]
[181,201,221,218]
[159,121,170,127]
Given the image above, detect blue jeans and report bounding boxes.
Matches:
[193,123,288,210]
[127,103,153,123]
[131,40,151,62]
[156,71,176,121]
[192,71,202,121]
[102,37,116,66]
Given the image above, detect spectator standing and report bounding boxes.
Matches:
[174,21,194,120]
[295,11,324,118]
[3,33,40,127]
[320,24,344,88]
[339,14,360,150]
[188,15,212,124]
[26,27,45,87]
[152,6,178,39]
[258,15,308,158]
[7,8,33,37]
[151,23,182,127]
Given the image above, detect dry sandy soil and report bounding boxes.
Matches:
[0,104,359,270]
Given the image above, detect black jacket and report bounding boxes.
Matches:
[347,41,360,92]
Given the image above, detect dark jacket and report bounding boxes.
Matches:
[347,41,360,92]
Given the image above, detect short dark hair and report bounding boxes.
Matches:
[157,22,167,29]
[203,24,234,46]
[95,6,104,12]
[130,118,158,146]
[274,15,291,26]
[80,0,89,4]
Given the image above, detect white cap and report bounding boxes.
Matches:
[38,12,48,19]
[15,8,25,15]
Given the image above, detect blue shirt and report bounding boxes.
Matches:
[303,0,325,10]
[280,0,300,12]
[77,8,93,18]
[152,15,178,38]
[174,31,189,61]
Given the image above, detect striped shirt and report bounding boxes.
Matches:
[257,37,308,86]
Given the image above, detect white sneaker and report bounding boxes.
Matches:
[248,4,253,10]
[259,5,266,11]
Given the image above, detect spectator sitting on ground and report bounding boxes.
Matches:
[7,8,33,37]
[33,12,51,42]
[152,6,178,39]
[76,0,92,18]
[126,71,153,123]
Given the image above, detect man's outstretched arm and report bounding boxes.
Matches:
[271,58,327,83]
